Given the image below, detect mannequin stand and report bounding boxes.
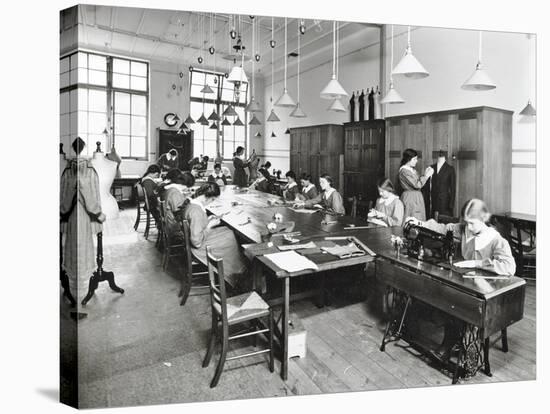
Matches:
[81,232,124,306]
[60,234,76,307]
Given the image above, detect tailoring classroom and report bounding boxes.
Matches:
[59,4,537,409]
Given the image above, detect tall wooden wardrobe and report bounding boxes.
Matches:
[385,106,513,215]
[289,124,344,192]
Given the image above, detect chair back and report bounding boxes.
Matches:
[141,184,151,212]
[134,182,145,205]
[205,246,228,324]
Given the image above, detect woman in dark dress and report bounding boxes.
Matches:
[397,148,434,221]
[232,146,249,187]
[140,164,162,223]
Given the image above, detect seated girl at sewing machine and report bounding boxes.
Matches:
[207,163,227,186]
[405,198,516,275]
[294,174,345,215]
[368,177,405,227]
[282,170,300,201]
[249,168,274,193]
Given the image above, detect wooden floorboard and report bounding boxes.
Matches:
[67,209,537,408]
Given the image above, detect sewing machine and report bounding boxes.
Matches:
[402,221,456,262]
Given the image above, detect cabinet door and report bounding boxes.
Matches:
[387,119,404,185]
[455,110,482,211]
[427,114,452,163]
[299,131,310,177]
[345,127,361,172]
[405,116,426,172]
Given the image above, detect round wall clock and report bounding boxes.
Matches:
[164,113,179,127]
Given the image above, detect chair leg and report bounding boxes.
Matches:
[210,324,229,388]
[134,204,141,231]
[501,328,509,352]
[162,246,169,271]
[179,265,192,306]
[203,313,218,368]
[268,309,274,373]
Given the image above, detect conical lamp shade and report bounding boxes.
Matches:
[197,113,209,125]
[327,98,347,112]
[380,83,405,104]
[249,114,262,125]
[290,102,307,118]
[233,116,244,126]
[208,109,220,121]
[246,98,262,113]
[285,128,291,134]
[462,62,496,91]
[227,65,248,84]
[223,105,238,117]
[221,117,232,126]
[184,115,195,124]
[520,100,536,116]
[255,131,262,138]
[320,76,348,99]
[275,88,296,107]
[200,85,214,94]
[267,109,280,122]
[177,122,189,134]
[209,121,218,129]
[392,46,429,79]
[271,131,277,138]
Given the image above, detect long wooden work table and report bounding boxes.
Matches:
[205,186,526,384]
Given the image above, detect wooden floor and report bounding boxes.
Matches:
[63,209,536,409]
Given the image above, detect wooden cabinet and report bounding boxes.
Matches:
[385,106,513,215]
[289,124,344,191]
[343,120,385,203]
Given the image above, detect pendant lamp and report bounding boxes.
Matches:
[381,25,405,104]
[208,109,220,121]
[223,105,238,117]
[519,35,536,116]
[267,17,280,123]
[392,26,429,79]
[221,117,232,126]
[200,84,214,94]
[462,31,496,91]
[197,113,209,125]
[249,114,262,125]
[291,21,307,118]
[233,116,244,126]
[275,17,296,107]
[271,131,277,138]
[255,131,262,138]
[227,16,248,85]
[246,16,262,113]
[320,20,348,99]
[184,115,195,124]
[177,122,189,134]
[284,128,291,134]
[209,121,218,129]
[327,98,346,112]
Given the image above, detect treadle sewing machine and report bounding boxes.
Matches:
[370,226,526,384]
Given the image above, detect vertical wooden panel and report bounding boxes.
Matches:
[455,110,482,210]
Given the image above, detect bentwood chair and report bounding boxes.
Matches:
[202,246,274,388]
[158,201,185,271]
[141,185,159,240]
[133,183,147,232]
[178,219,210,306]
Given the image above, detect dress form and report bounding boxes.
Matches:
[354,91,360,122]
[91,142,119,220]
[374,86,382,119]
[106,145,122,179]
[364,88,370,121]
[349,92,355,122]
[358,89,365,121]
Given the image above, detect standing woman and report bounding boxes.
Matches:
[232,146,249,187]
[398,148,433,221]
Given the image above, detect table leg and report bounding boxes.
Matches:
[281,277,289,381]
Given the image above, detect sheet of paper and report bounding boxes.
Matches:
[264,251,319,272]
[277,241,317,251]
[289,208,317,214]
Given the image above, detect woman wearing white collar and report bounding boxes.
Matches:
[249,168,273,193]
[282,170,300,201]
[295,174,345,215]
[368,177,405,226]
[164,171,195,240]
[406,198,515,275]
[207,163,227,186]
[297,173,318,201]
[398,148,434,221]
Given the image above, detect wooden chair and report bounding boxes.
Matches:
[133,183,147,231]
[141,185,158,240]
[178,219,210,305]
[202,246,274,388]
[158,200,185,270]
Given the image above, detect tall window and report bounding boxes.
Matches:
[189,68,248,159]
[59,51,149,159]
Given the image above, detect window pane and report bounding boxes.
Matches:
[190,101,203,119]
[69,89,78,112]
[113,58,130,74]
[234,126,245,140]
[88,54,106,71]
[130,76,147,91]
[204,140,216,157]
[190,84,204,98]
[131,61,147,77]
[60,114,70,136]
[131,136,146,158]
[115,114,130,135]
[191,72,205,85]
[88,90,106,112]
[60,57,69,73]
[89,112,107,134]
[60,72,69,88]
[77,52,88,68]
[223,141,234,158]
[115,92,130,114]
[60,92,69,114]
[116,135,130,157]
[113,73,130,89]
[221,88,234,101]
[78,88,88,111]
[131,115,147,136]
[70,54,78,70]
[131,95,146,116]
[205,74,218,88]
[89,70,107,86]
[69,69,78,85]
[70,112,78,136]
[223,124,234,141]
[78,111,88,134]
[78,68,88,84]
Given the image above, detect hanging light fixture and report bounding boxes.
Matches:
[233,116,244,126]
[184,115,195,124]
[230,15,237,39]
[209,121,218,129]
[381,25,405,104]
[520,34,536,116]
[392,26,429,79]
[246,15,262,114]
[462,31,496,91]
[327,98,347,112]
[291,20,307,118]
[177,122,189,134]
[221,117,232,126]
[201,84,214,94]
[223,105,238,117]
[285,128,291,134]
[320,20,348,99]
[299,19,306,35]
[197,113,209,125]
[267,17,280,123]
[255,131,262,138]
[275,17,296,107]
[249,114,262,125]
[208,109,220,121]
[227,16,249,85]
[271,131,277,138]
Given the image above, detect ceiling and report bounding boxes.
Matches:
[66,5,382,83]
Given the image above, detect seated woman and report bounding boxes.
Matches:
[297,173,319,201]
[294,174,345,215]
[182,182,248,288]
[157,149,179,173]
[368,177,405,227]
[157,168,181,201]
[250,168,273,193]
[140,164,162,222]
[207,163,227,186]
[282,170,300,201]
[164,171,195,240]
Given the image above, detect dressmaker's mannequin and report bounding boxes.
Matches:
[91,142,119,220]
[60,143,67,174]
[106,144,122,179]
[374,86,382,119]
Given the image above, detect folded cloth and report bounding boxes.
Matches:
[320,243,366,259]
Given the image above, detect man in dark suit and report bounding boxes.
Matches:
[423,150,456,218]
